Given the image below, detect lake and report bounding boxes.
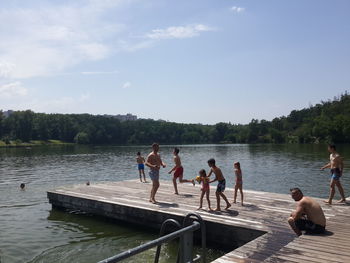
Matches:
[0,144,349,262]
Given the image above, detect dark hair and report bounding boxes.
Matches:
[20,183,25,189]
[328,144,336,150]
[137,152,141,155]
[199,169,206,176]
[174,147,179,154]
[234,162,241,169]
[152,143,159,148]
[207,158,215,165]
[290,187,302,194]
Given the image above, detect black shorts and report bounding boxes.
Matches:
[295,219,325,234]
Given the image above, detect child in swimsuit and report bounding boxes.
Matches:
[197,169,212,211]
[136,152,146,182]
[233,162,244,206]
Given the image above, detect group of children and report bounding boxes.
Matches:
[136,148,244,211]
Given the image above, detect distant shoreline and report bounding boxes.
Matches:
[0,140,73,148]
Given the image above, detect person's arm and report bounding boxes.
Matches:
[168,157,177,173]
[159,155,166,168]
[145,155,156,169]
[207,168,213,177]
[321,162,331,170]
[290,203,304,221]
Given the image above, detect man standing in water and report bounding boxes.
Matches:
[145,143,166,204]
[288,188,326,236]
[321,144,346,204]
[168,147,195,195]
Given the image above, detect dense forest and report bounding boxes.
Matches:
[1,93,350,145]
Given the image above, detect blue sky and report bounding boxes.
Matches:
[0,0,349,124]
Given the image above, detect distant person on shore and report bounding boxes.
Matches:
[168,147,195,194]
[197,169,212,211]
[145,143,166,204]
[233,162,244,206]
[136,152,147,183]
[207,158,231,211]
[288,188,326,236]
[320,144,346,204]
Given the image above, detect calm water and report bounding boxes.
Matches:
[0,144,349,263]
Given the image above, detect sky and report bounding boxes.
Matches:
[0,0,349,124]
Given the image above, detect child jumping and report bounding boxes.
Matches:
[197,169,212,211]
[233,162,244,206]
[207,158,231,211]
[168,147,195,194]
[136,152,146,183]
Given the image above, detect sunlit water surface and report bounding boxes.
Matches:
[0,144,349,262]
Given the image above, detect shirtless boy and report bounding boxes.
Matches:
[136,152,146,183]
[207,158,231,211]
[321,144,346,204]
[168,147,195,194]
[145,143,166,204]
[288,188,326,236]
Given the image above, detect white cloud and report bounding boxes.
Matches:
[146,24,215,40]
[122,81,131,89]
[0,1,127,79]
[231,6,245,13]
[0,82,28,98]
[81,70,119,75]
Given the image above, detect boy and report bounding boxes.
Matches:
[136,152,146,183]
[168,147,194,194]
[207,158,231,211]
[145,143,166,203]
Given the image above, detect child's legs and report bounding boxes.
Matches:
[141,169,146,180]
[179,174,191,183]
[219,192,230,205]
[172,177,179,194]
[205,190,211,208]
[215,191,221,209]
[199,190,205,207]
[234,184,239,201]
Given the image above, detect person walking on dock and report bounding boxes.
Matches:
[233,161,244,206]
[288,188,326,236]
[207,158,231,211]
[321,144,346,204]
[145,143,166,204]
[168,147,195,195]
[136,152,147,183]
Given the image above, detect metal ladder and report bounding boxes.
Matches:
[98,212,206,263]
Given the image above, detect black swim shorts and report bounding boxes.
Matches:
[295,219,325,234]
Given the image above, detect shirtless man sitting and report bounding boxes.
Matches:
[288,188,326,236]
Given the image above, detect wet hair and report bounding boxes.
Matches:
[234,162,241,169]
[290,188,302,194]
[199,169,206,177]
[174,147,179,154]
[152,143,159,148]
[137,152,141,155]
[207,158,215,166]
[20,183,25,189]
[328,144,336,150]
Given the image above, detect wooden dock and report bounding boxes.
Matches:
[47,180,350,262]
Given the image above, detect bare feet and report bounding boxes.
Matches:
[174,192,179,195]
[151,199,157,204]
[197,206,202,210]
[338,199,346,203]
[232,200,236,204]
[241,203,244,206]
[225,203,231,210]
[323,200,332,205]
[208,208,213,211]
[214,208,221,211]
[192,180,195,186]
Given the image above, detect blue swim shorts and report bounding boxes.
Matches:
[216,179,226,193]
[149,169,159,181]
[138,163,144,170]
[331,168,341,181]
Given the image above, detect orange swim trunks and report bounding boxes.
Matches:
[174,166,184,178]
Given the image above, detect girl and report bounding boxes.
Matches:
[197,169,212,211]
[233,162,244,205]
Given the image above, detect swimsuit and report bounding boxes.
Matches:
[331,168,341,180]
[216,179,226,193]
[173,166,184,179]
[295,218,325,234]
[138,164,144,170]
[149,169,159,181]
[201,178,210,192]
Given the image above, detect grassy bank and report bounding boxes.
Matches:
[0,140,73,147]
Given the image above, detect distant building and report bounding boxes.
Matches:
[2,110,14,118]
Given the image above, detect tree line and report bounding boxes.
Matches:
[1,92,349,145]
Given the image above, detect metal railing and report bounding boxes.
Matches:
[98,213,206,263]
